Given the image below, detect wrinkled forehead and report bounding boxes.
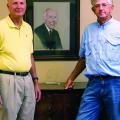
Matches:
[91,0,113,6]
[47,10,57,17]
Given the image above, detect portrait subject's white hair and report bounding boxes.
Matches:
[91,0,113,6]
[43,8,52,18]
[43,8,57,18]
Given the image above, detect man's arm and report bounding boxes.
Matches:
[65,57,86,89]
[30,54,41,102]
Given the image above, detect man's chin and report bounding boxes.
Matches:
[49,26,55,29]
[99,16,108,20]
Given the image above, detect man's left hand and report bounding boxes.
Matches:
[34,80,41,102]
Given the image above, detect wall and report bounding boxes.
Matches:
[0,0,120,85]
[0,0,8,19]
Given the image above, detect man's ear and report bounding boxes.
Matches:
[111,5,114,11]
[7,3,9,9]
[91,7,95,13]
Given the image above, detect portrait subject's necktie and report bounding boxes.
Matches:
[49,30,52,38]
[48,30,54,49]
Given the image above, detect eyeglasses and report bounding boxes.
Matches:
[94,3,111,8]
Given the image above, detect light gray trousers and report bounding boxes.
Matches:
[0,73,36,120]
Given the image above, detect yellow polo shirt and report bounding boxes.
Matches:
[0,16,33,72]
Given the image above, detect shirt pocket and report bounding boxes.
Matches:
[85,50,91,64]
[104,38,120,62]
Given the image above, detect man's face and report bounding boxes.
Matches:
[7,0,26,18]
[44,10,58,29]
[92,0,113,19]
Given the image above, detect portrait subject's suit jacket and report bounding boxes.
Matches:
[34,24,62,50]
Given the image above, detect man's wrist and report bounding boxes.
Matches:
[68,79,74,83]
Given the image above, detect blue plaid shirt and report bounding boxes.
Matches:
[80,18,120,77]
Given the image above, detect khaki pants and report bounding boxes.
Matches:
[0,73,35,120]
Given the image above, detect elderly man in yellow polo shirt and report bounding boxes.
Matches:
[0,0,41,120]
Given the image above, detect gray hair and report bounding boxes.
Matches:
[43,8,52,17]
[7,0,26,3]
[43,8,57,18]
[91,0,113,6]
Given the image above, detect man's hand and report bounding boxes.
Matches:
[34,80,41,102]
[65,79,74,89]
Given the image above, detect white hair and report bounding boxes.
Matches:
[43,8,57,18]
[7,0,26,4]
[91,0,113,6]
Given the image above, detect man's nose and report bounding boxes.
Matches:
[99,5,104,9]
[16,3,22,8]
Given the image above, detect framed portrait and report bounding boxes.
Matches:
[25,0,80,60]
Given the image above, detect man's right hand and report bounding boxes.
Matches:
[65,79,74,89]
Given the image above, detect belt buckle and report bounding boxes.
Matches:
[21,72,28,76]
[16,72,24,76]
[19,72,26,76]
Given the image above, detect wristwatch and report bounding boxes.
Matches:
[32,77,38,81]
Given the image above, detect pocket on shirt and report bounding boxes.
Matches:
[85,50,91,64]
[104,39,120,62]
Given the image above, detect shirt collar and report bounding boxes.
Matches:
[45,24,51,32]
[6,16,25,29]
[96,17,113,28]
